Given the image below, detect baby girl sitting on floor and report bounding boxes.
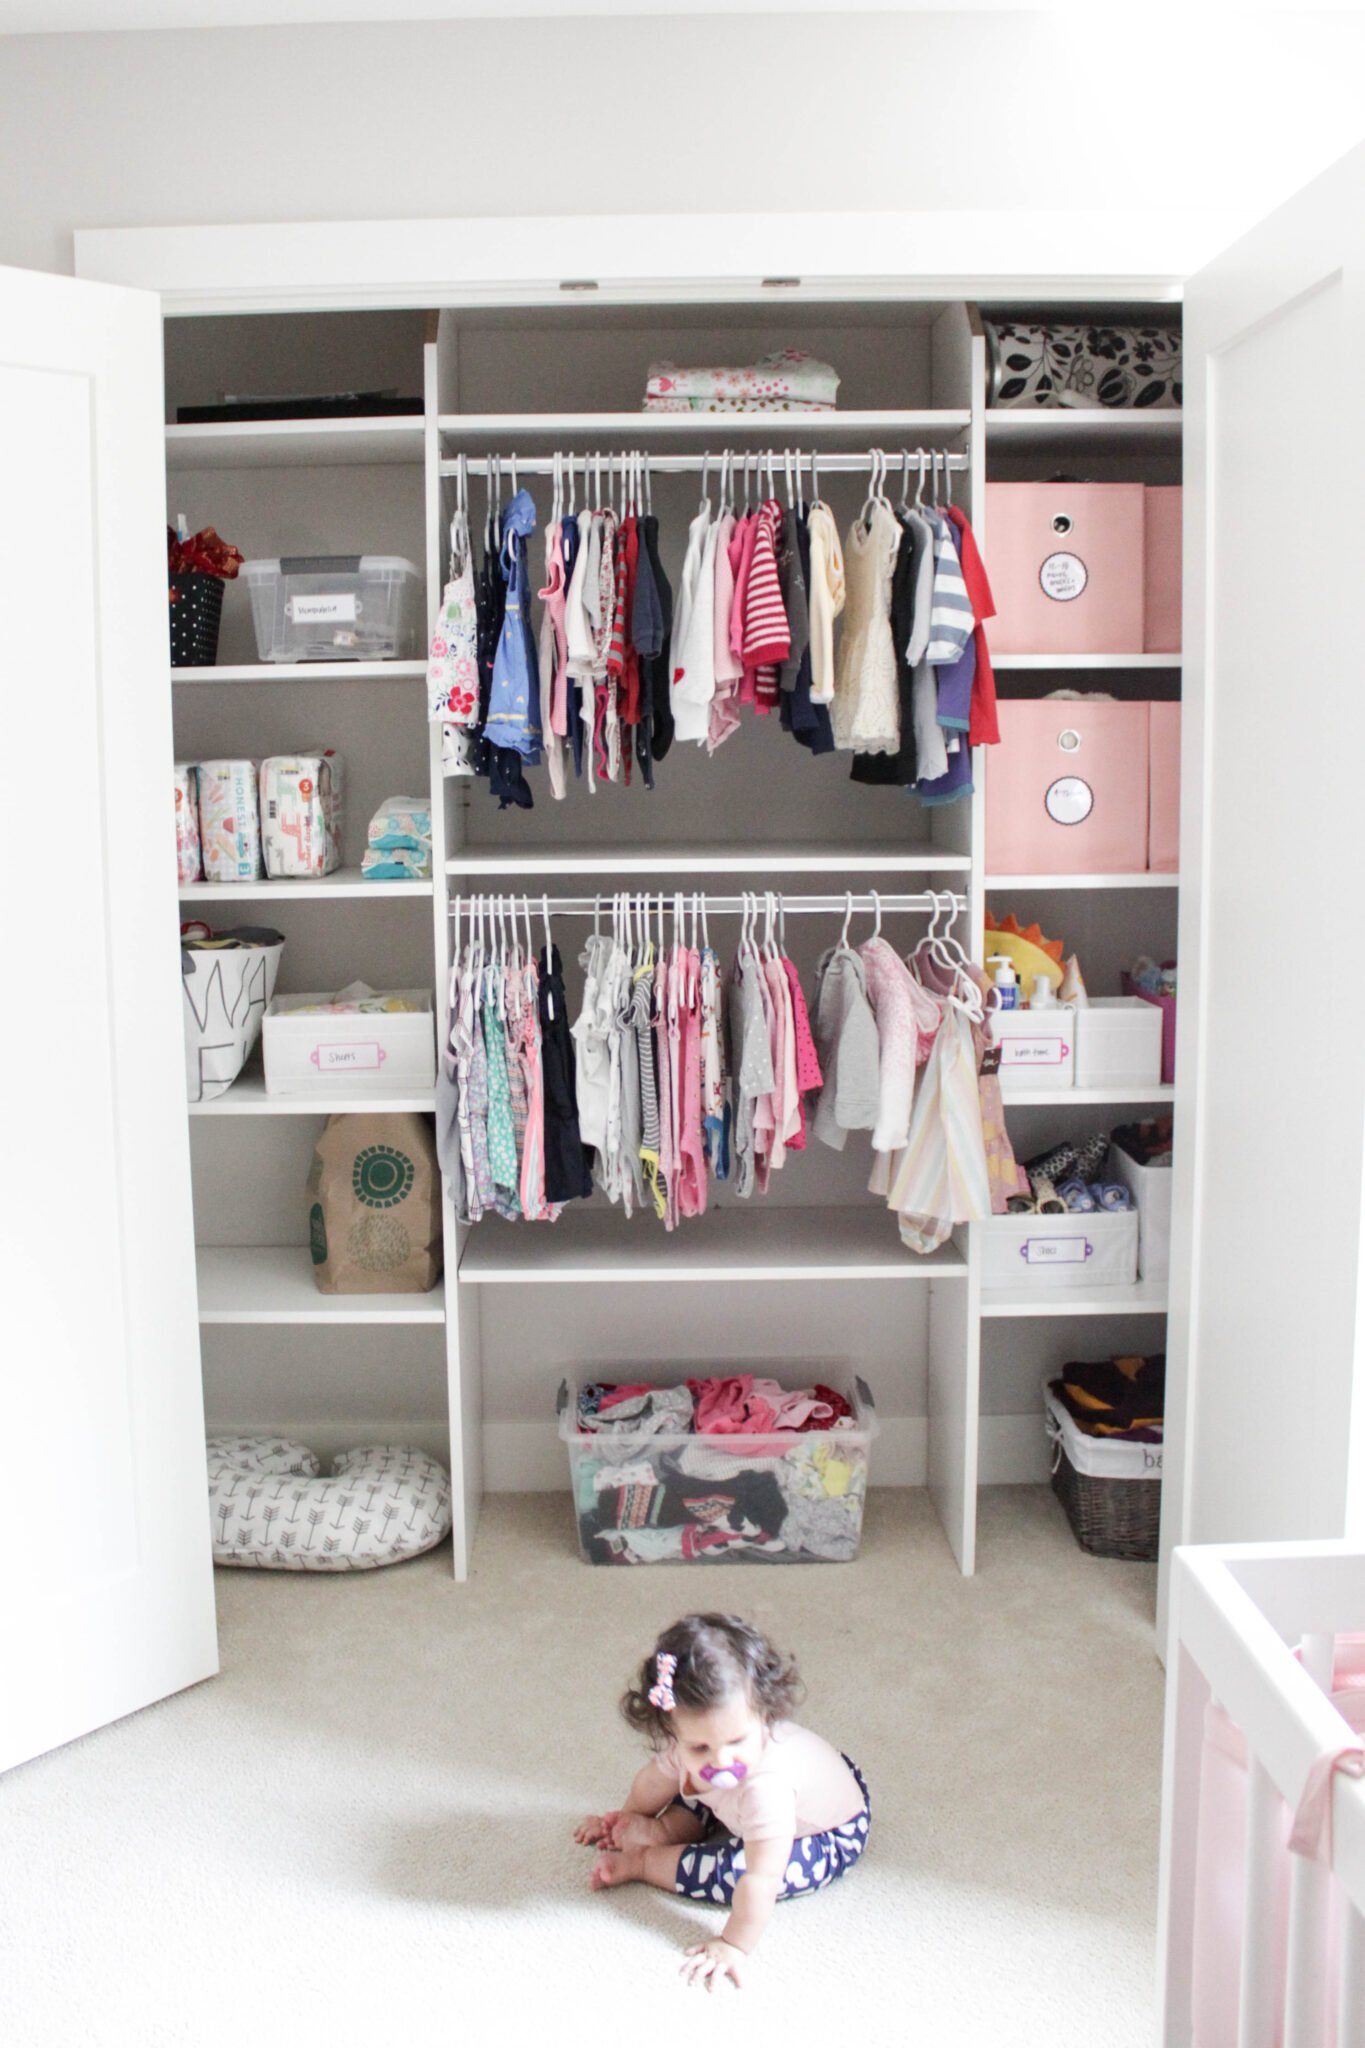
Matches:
[575,1612,870,1990]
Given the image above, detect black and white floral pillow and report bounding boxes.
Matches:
[987,322,1181,409]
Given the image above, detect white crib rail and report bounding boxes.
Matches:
[1159,1542,1365,2048]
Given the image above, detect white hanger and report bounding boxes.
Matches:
[840,890,854,949]
[869,889,883,942]
[915,449,928,509]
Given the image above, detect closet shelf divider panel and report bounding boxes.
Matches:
[446,846,972,878]
[172,660,428,684]
[180,869,433,900]
[993,654,1182,671]
[438,410,972,440]
[980,1279,1169,1318]
[984,873,1179,891]
[196,1247,446,1323]
[189,1076,437,1116]
[165,419,426,470]
[458,1207,969,1285]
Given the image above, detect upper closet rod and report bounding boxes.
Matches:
[438,450,969,479]
[449,892,966,918]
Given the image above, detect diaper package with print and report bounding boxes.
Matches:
[198,759,263,883]
[260,751,343,878]
[174,762,202,883]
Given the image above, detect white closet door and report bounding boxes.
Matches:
[0,265,217,1773]
[1162,144,1365,1620]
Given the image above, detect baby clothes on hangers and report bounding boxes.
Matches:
[539,942,593,1205]
[886,997,992,1253]
[832,499,901,755]
[858,932,940,1155]
[699,940,730,1178]
[805,501,845,707]
[670,498,718,745]
[945,504,1000,750]
[709,505,742,752]
[743,498,791,712]
[810,941,880,1151]
[728,941,776,1201]
[780,953,823,1151]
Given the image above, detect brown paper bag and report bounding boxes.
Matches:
[307,1113,443,1294]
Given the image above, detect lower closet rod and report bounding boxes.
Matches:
[450,892,966,917]
[439,451,969,479]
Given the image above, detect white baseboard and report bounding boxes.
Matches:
[209,1415,1053,1492]
[482,1414,1051,1493]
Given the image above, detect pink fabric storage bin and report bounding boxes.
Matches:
[985,482,1146,654]
[1190,1634,1365,2047]
[1144,485,1182,652]
[986,699,1149,874]
[1148,701,1181,872]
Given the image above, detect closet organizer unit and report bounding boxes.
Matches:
[169,299,1181,1581]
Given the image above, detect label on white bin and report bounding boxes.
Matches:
[1021,1235,1091,1265]
[998,1036,1071,1068]
[310,1041,387,1072]
[289,593,358,624]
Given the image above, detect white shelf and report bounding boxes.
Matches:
[981,1279,1168,1318]
[166,417,424,470]
[986,410,1182,453]
[439,409,971,439]
[196,1246,446,1323]
[1000,1084,1175,1107]
[172,660,427,684]
[993,653,1180,670]
[458,1205,968,1285]
[190,1073,436,1116]
[985,872,1178,890]
[180,867,432,901]
[447,843,972,878]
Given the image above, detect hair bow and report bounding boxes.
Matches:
[648,1652,677,1712]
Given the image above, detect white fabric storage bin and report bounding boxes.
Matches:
[983,1210,1138,1290]
[262,989,435,1096]
[1109,1143,1172,1281]
[242,555,421,663]
[1043,1383,1163,1482]
[1072,998,1163,1089]
[988,1008,1075,1090]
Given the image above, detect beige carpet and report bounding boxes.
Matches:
[0,1488,1163,2047]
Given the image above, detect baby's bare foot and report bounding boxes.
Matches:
[589,1848,644,1891]
[611,1813,668,1850]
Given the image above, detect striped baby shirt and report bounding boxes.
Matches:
[923,510,974,666]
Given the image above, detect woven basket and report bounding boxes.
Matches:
[1051,1444,1160,1562]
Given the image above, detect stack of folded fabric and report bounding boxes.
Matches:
[643,349,840,413]
[1006,1131,1134,1216]
[570,1374,865,1565]
[1049,1354,1165,1444]
[361,794,432,881]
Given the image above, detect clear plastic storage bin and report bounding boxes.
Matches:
[242,555,422,662]
[557,1369,877,1566]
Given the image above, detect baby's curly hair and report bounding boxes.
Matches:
[621,1613,804,1746]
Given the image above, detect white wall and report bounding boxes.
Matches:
[3,13,1365,276]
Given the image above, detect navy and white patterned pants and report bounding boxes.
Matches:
[673,1757,870,1906]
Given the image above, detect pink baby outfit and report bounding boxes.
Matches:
[665,1721,865,1841]
[687,1375,837,1434]
[781,955,823,1151]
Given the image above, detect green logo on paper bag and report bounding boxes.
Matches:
[352,1145,414,1209]
[308,1202,327,1265]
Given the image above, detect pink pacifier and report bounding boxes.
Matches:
[698,1762,748,1788]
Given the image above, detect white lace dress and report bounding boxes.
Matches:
[831,499,901,754]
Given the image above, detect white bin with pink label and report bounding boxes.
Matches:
[262,984,435,1097]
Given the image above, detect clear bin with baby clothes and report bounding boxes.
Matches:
[556,1369,877,1566]
[242,555,422,662]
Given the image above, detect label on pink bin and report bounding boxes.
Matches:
[1020,1236,1092,1265]
[309,1041,388,1072]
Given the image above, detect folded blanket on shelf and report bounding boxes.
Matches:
[645,349,840,407]
[643,396,836,414]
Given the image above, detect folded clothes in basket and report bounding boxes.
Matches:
[1053,1355,1165,1441]
[578,1384,695,1435]
[1112,1117,1174,1168]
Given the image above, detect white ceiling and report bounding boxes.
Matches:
[0,0,1043,28]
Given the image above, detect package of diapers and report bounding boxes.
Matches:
[174,763,202,883]
[300,742,345,868]
[198,759,263,882]
[260,752,343,878]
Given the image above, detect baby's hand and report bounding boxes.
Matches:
[681,1937,746,1992]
